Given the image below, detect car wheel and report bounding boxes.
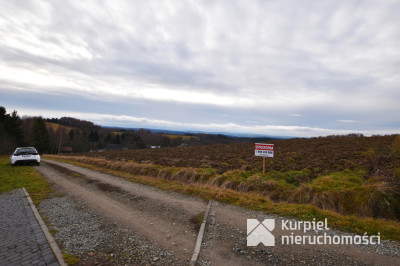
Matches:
[36,162,40,166]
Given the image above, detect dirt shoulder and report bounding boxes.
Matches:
[38,159,400,265]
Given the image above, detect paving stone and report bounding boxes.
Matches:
[0,189,59,266]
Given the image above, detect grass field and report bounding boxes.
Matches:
[0,156,51,204]
[163,134,199,141]
[46,155,400,241]
[45,122,74,133]
[47,150,400,221]
[56,135,400,221]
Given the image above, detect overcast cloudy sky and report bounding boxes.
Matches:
[1,0,399,137]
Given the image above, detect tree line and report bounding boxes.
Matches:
[1,106,256,154]
[0,106,49,154]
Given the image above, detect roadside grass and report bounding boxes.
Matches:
[0,156,85,264]
[190,211,205,231]
[45,155,400,220]
[291,169,400,219]
[44,155,400,241]
[0,156,51,204]
[49,228,58,236]
[62,251,80,265]
[266,169,312,186]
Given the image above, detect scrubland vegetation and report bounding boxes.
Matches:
[47,134,400,239]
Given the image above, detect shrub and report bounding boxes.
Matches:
[174,168,199,183]
[196,167,217,181]
[290,169,400,219]
[392,135,400,158]
[268,170,311,186]
[309,169,364,192]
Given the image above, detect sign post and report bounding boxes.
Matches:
[255,143,274,174]
[263,157,266,175]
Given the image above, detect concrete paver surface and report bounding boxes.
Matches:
[0,189,58,266]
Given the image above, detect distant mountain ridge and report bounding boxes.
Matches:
[102,126,294,139]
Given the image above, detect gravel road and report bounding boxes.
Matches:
[38,159,400,265]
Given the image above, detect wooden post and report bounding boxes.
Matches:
[263,157,266,175]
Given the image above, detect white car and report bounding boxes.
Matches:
[10,147,41,166]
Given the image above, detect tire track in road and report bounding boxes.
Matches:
[42,159,205,216]
[40,159,400,265]
[39,159,251,264]
[38,163,197,262]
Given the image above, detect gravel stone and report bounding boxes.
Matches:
[39,196,185,265]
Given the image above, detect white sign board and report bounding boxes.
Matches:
[255,143,274,157]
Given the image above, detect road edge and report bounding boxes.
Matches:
[190,199,213,266]
[22,187,66,266]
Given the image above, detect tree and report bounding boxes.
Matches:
[114,133,121,144]
[68,129,74,141]
[32,117,50,153]
[0,106,6,122]
[0,106,24,154]
[0,107,9,154]
[10,111,24,145]
[88,130,99,142]
[105,133,112,143]
[161,136,171,147]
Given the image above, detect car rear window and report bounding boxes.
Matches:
[15,148,38,155]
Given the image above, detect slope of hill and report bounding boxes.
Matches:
[52,135,400,221]
[80,135,399,179]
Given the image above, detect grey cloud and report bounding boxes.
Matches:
[1,0,400,136]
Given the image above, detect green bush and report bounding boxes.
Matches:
[265,170,311,186]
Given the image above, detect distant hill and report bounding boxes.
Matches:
[104,126,293,140]
[40,117,287,153]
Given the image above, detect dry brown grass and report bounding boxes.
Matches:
[44,155,400,241]
[289,176,399,219]
[45,155,400,221]
[393,135,400,157]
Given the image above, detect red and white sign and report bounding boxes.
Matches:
[255,143,274,157]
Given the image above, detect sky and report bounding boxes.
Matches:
[1,0,399,137]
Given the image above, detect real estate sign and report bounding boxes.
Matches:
[255,143,274,157]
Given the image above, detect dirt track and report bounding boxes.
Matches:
[38,159,400,265]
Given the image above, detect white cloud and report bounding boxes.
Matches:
[1,0,400,135]
[12,107,400,138]
[338,120,356,123]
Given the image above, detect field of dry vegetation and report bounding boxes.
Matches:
[48,135,400,223]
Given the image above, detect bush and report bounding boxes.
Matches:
[267,170,311,186]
